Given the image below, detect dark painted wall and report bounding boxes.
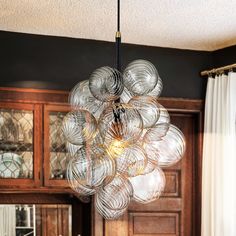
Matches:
[0,31,213,99]
[213,45,236,67]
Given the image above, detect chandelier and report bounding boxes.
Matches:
[62,0,185,220]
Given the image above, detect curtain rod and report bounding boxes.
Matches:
[200,63,236,76]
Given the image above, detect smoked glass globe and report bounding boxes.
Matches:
[129,167,165,204]
[147,76,163,98]
[120,86,133,103]
[154,124,186,167]
[98,103,143,148]
[123,60,158,95]
[143,105,170,142]
[69,80,110,119]
[116,144,147,177]
[95,196,127,220]
[89,66,124,102]
[129,96,160,128]
[66,159,96,195]
[62,110,97,145]
[70,147,115,189]
[66,142,81,156]
[95,174,133,210]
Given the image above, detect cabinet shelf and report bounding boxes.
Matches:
[0,141,33,152]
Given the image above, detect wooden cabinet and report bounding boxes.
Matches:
[92,99,203,236]
[0,88,70,191]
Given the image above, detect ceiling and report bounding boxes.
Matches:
[1,0,236,51]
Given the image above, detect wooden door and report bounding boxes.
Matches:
[92,99,203,236]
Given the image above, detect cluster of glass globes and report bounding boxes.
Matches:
[62,59,186,220]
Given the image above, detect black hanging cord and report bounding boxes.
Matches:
[117,0,120,31]
[116,0,121,71]
[114,0,121,106]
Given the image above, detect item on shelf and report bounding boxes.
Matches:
[0,152,23,178]
[0,110,33,143]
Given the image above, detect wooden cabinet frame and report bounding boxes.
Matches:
[44,104,71,188]
[0,88,69,192]
[0,101,42,188]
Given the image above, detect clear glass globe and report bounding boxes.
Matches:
[120,86,133,103]
[129,167,165,204]
[129,96,160,128]
[116,144,147,177]
[98,103,143,149]
[69,147,115,189]
[147,77,163,98]
[95,196,127,220]
[62,110,97,145]
[143,141,159,166]
[123,60,158,95]
[154,124,186,167]
[89,66,124,102]
[66,159,96,195]
[69,80,110,119]
[95,175,133,210]
[143,104,170,142]
[141,153,159,175]
[142,161,158,175]
[66,142,82,156]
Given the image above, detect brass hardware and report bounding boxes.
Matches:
[115,31,121,38]
[201,63,236,76]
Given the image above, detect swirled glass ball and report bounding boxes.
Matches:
[95,175,133,211]
[62,110,97,145]
[129,167,165,204]
[143,104,170,142]
[141,158,158,175]
[70,147,115,189]
[89,66,124,102]
[123,60,158,95]
[147,76,163,98]
[120,86,133,103]
[67,159,96,195]
[69,80,110,119]
[116,144,147,177]
[154,124,186,167]
[143,140,159,166]
[95,196,127,220]
[98,103,143,148]
[66,142,82,156]
[129,96,160,128]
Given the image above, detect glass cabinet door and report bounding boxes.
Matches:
[0,102,42,187]
[44,104,71,187]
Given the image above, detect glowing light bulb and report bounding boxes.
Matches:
[107,139,128,158]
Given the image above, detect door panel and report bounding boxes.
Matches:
[129,212,179,236]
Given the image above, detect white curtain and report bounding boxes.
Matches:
[202,72,236,236]
[0,205,16,236]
